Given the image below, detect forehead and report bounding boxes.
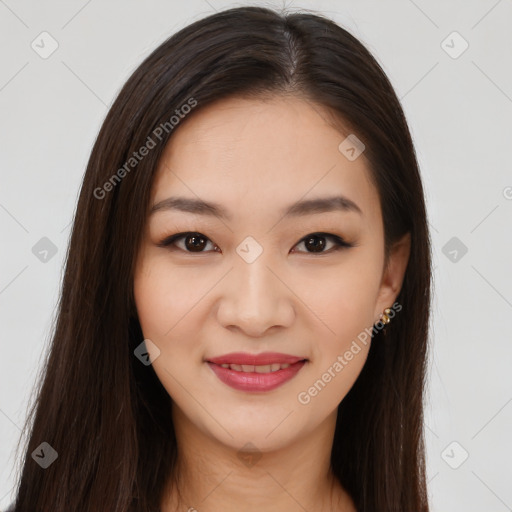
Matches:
[151,95,381,223]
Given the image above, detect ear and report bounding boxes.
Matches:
[373,232,411,322]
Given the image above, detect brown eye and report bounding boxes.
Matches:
[292,233,352,254]
[184,233,208,252]
[158,231,352,255]
[303,235,326,252]
[157,232,218,253]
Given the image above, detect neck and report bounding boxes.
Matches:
[160,407,356,512]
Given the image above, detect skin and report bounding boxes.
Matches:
[133,94,411,512]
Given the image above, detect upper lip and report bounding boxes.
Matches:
[206,352,307,366]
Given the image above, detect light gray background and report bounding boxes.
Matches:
[1,1,511,510]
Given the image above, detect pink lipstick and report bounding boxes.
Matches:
[206,352,307,392]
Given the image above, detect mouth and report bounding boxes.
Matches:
[206,352,308,392]
[213,362,298,373]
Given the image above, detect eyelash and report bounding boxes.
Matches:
[156,231,354,255]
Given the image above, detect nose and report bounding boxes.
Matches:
[216,249,295,338]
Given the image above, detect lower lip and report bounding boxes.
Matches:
[207,360,307,392]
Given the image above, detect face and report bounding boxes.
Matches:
[133,95,409,452]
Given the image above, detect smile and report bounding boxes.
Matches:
[218,363,291,372]
[206,352,307,392]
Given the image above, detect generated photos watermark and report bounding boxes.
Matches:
[297,301,402,405]
[93,97,198,200]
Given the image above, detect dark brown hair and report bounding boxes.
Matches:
[10,6,432,511]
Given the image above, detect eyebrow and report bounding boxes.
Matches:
[150,195,362,220]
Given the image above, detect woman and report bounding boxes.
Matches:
[8,5,432,511]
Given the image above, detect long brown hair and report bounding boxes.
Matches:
[11,6,432,511]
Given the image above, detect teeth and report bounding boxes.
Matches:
[219,363,294,373]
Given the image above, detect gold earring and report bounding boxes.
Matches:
[380,307,392,324]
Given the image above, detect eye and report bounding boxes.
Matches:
[157,232,219,253]
[291,232,353,254]
[157,231,353,254]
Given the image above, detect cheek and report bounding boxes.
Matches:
[296,254,381,395]
[134,256,207,340]
[298,255,381,336]
[134,265,173,339]
[133,259,206,396]
[296,272,375,416]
